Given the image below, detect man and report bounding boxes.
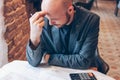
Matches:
[26,0,106,73]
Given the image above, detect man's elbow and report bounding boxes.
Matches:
[27,59,39,67]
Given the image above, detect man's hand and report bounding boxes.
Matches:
[44,54,50,63]
[90,67,98,71]
[29,11,46,46]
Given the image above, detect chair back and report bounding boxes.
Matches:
[74,0,94,10]
[95,48,109,74]
[114,0,120,16]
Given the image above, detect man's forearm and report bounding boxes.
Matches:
[30,38,40,47]
[48,53,92,69]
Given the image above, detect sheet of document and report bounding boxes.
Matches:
[0,60,115,80]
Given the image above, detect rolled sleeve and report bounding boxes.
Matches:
[26,40,44,67]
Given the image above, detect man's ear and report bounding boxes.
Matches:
[67,5,74,14]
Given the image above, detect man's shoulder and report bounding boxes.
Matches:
[76,6,100,19]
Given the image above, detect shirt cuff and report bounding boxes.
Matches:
[29,39,40,50]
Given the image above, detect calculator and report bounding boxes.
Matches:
[70,72,97,80]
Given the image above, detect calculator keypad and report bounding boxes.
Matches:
[70,73,97,80]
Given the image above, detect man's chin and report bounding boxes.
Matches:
[53,24,63,28]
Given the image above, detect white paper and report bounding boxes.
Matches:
[0,60,116,80]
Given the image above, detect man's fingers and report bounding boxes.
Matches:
[34,17,44,25]
[32,11,46,18]
[30,11,47,23]
[37,21,45,28]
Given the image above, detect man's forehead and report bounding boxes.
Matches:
[41,0,64,13]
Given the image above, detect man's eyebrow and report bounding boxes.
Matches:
[46,13,58,20]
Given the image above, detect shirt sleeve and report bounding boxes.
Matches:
[26,39,45,67]
[48,15,100,69]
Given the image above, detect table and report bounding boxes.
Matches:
[0,60,115,80]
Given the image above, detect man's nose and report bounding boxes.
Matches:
[49,20,56,25]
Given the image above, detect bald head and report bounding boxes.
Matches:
[41,0,73,12]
